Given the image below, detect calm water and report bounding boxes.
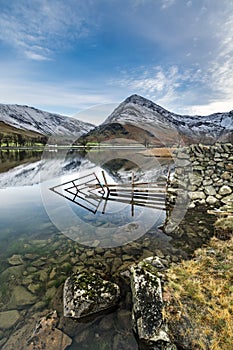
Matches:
[0,149,215,349]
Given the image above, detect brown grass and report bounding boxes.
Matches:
[163,236,233,350]
[0,121,43,138]
[140,147,176,158]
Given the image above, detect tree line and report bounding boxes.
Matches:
[0,132,48,147]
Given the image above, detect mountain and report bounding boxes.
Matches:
[0,103,94,137]
[79,94,233,146]
[1,97,232,147]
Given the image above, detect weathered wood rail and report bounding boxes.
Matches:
[50,171,166,216]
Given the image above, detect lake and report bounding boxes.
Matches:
[0,149,215,349]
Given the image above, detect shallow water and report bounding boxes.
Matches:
[0,149,216,349]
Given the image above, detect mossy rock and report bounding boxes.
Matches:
[63,271,120,318]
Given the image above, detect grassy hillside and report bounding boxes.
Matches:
[76,121,183,147]
[0,121,47,146]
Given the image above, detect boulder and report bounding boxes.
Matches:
[63,272,120,318]
[130,257,176,349]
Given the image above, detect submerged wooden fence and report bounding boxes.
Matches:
[50,171,166,216]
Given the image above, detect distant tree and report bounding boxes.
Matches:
[144,138,149,148]
[3,135,9,147]
[95,134,103,148]
[12,135,18,147]
[17,133,25,146]
[79,138,88,148]
[40,136,48,145]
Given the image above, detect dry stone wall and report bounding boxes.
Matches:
[167,143,233,208]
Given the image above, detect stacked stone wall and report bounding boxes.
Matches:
[167,143,233,208]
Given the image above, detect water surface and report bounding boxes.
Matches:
[0,149,215,349]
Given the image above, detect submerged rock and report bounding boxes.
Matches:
[130,257,176,349]
[0,310,20,329]
[1,265,24,280]
[7,254,24,266]
[8,286,37,308]
[27,310,72,350]
[63,271,120,318]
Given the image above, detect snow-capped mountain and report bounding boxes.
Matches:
[103,94,233,142]
[0,103,94,137]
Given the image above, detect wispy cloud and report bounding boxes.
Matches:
[111,65,181,100]
[161,0,176,10]
[108,0,233,115]
[0,0,232,118]
[111,54,233,115]
[24,51,52,61]
[0,0,95,60]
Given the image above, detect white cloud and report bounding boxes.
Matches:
[25,51,51,61]
[0,0,232,119]
[108,1,233,115]
[0,0,95,60]
[184,100,233,116]
[110,55,233,115]
[161,0,176,9]
[111,65,185,105]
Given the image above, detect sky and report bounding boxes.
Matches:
[0,0,232,124]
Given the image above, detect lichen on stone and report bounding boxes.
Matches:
[63,271,120,319]
[130,257,175,349]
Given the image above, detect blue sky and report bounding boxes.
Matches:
[0,0,232,124]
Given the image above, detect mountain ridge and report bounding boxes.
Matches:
[0,103,94,137]
[100,94,233,144]
[0,96,232,146]
[104,94,233,130]
[122,94,233,120]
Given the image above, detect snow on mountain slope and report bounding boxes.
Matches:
[103,94,233,139]
[0,104,94,136]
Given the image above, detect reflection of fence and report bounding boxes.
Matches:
[50,171,166,216]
